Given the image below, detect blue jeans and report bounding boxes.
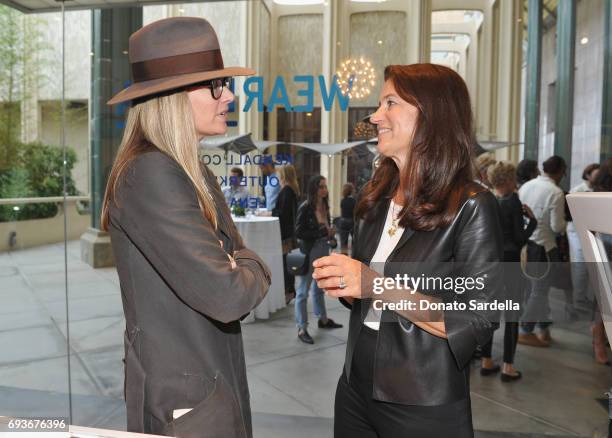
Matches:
[520,242,557,334]
[295,238,329,329]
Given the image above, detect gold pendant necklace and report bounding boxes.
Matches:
[388,219,399,237]
[387,202,400,237]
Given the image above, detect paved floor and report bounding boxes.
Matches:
[0,241,610,437]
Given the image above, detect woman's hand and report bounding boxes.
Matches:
[312,253,379,299]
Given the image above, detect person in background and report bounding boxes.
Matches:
[338,183,356,255]
[518,155,567,347]
[295,175,342,344]
[571,163,600,194]
[260,160,280,211]
[475,153,497,188]
[480,161,537,382]
[222,167,250,208]
[273,164,300,304]
[567,163,600,308]
[516,159,540,188]
[590,158,612,365]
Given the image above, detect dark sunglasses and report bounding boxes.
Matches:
[188,77,232,100]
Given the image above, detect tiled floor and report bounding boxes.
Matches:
[0,241,610,437]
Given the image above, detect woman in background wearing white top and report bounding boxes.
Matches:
[312,64,503,438]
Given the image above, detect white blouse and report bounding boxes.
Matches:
[364,200,405,331]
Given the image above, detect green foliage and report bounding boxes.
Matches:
[231,204,246,217]
[0,5,49,146]
[0,7,79,223]
[0,142,79,222]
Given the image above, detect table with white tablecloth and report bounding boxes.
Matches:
[232,215,285,322]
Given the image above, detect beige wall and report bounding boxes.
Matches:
[0,204,89,252]
[349,11,407,108]
[277,14,324,107]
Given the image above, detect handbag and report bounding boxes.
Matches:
[286,247,309,276]
[520,240,572,290]
[550,234,572,290]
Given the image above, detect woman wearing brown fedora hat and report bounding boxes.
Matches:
[101,17,270,438]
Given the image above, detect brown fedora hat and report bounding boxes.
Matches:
[107,17,254,105]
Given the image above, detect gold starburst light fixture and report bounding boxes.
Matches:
[335,57,376,100]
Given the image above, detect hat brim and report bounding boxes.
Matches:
[107,66,255,105]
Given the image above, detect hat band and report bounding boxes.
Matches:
[132,49,224,83]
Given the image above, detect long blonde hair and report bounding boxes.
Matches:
[101,92,217,231]
[278,164,300,197]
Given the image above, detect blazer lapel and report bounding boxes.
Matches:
[358,200,389,263]
[392,226,415,254]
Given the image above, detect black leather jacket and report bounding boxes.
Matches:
[295,201,329,244]
[343,182,503,406]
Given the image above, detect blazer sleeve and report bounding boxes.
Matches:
[445,191,503,369]
[113,153,271,324]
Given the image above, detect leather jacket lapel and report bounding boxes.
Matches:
[357,200,389,263]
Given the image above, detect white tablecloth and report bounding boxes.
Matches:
[233,216,285,322]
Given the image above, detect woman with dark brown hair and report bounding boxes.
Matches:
[313,64,503,437]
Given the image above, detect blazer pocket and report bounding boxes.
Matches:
[163,373,246,438]
[124,330,146,432]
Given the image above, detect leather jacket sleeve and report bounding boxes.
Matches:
[445,190,504,369]
[295,202,327,241]
[113,152,271,324]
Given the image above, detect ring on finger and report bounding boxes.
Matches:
[338,275,347,289]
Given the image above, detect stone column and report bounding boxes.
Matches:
[418,0,432,63]
[321,0,349,217]
[81,7,142,268]
[240,1,265,198]
[524,0,543,161]
[601,0,612,161]
[495,0,523,162]
[400,0,431,64]
[554,0,576,191]
[476,1,494,140]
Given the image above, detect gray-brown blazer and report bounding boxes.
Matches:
[108,150,271,438]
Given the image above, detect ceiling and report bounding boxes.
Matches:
[0,0,229,13]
